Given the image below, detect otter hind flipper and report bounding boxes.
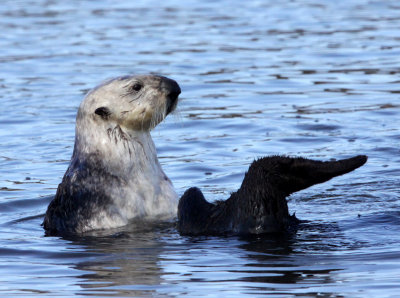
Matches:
[242,155,367,196]
[177,155,367,236]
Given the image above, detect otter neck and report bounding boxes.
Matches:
[73,119,163,180]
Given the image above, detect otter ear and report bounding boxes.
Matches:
[95,107,112,119]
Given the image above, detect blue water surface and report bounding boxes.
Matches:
[1,0,400,296]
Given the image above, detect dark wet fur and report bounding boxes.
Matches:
[43,154,117,235]
[177,155,367,236]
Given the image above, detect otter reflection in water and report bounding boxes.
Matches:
[43,75,367,235]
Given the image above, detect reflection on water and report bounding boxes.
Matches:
[72,226,172,296]
[1,0,400,296]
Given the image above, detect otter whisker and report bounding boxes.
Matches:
[140,109,147,131]
[129,96,139,102]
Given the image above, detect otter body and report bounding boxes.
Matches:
[44,74,367,236]
[43,75,180,234]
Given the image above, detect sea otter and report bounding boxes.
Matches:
[43,75,180,234]
[43,74,367,236]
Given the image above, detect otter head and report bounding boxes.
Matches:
[79,75,181,132]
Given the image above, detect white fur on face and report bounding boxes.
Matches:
[82,75,171,132]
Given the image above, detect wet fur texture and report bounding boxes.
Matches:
[177,155,367,235]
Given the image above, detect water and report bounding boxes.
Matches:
[1,0,400,296]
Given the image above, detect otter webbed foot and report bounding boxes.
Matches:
[245,155,368,196]
[177,155,367,236]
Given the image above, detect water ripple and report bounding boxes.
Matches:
[0,0,400,296]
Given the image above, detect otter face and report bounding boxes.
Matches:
[82,75,181,131]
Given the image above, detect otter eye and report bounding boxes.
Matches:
[131,83,142,92]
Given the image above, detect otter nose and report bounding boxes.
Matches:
[160,76,181,114]
[161,77,181,100]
